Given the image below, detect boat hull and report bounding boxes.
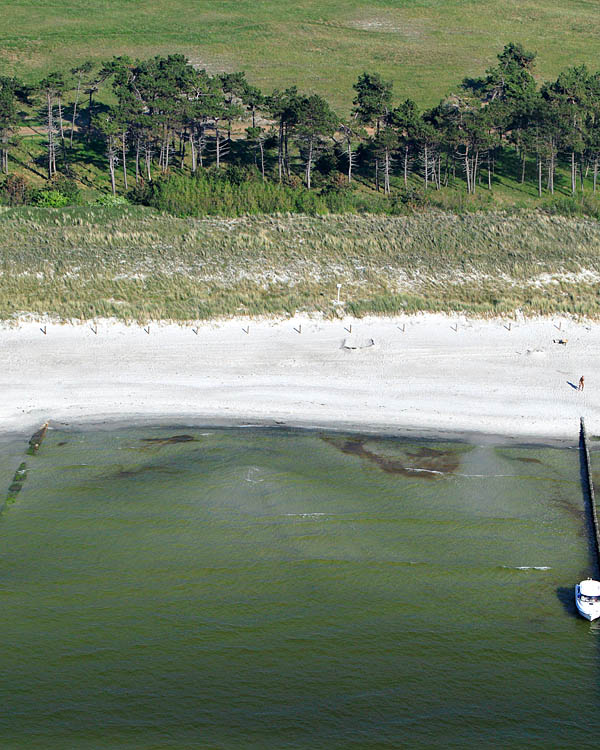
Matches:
[575,584,600,621]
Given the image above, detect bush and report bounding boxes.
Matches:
[0,175,32,206]
[95,193,129,206]
[51,175,81,203]
[32,189,70,208]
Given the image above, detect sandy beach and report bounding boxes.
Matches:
[1,314,598,441]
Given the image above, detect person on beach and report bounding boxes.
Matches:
[578,376,585,391]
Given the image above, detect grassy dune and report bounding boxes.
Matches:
[2,205,600,321]
[2,1,600,109]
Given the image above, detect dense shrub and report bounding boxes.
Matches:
[0,175,32,206]
[33,189,70,208]
[130,168,407,217]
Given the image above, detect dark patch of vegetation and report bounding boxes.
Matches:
[140,434,197,446]
[322,435,462,479]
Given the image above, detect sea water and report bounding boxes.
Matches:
[0,426,599,748]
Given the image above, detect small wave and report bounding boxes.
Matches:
[405,467,445,476]
[502,565,551,571]
[285,513,328,518]
[456,473,515,478]
[245,467,265,483]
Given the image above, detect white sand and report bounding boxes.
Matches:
[1,314,598,441]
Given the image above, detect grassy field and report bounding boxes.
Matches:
[2,0,600,110]
[2,205,600,322]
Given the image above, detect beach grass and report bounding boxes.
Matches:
[2,205,600,321]
[2,0,600,111]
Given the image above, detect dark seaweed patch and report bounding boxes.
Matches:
[112,464,181,479]
[508,456,543,465]
[322,436,459,479]
[140,434,197,447]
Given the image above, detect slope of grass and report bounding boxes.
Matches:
[2,205,600,321]
[2,0,600,109]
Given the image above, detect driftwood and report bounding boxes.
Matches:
[28,422,49,453]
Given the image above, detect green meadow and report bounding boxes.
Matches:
[2,0,600,110]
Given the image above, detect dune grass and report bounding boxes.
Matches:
[2,0,600,110]
[2,205,600,321]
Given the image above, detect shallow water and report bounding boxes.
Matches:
[1,427,599,748]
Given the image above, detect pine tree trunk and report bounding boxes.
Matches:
[404,145,408,186]
[571,151,576,195]
[109,141,116,196]
[122,131,128,190]
[259,141,265,181]
[488,152,492,190]
[216,125,221,168]
[424,144,428,190]
[135,139,140,184]
[46,91,55,179]
[521,152,526,184]
[537,155,542,197]
[306,140,313,189]
[278,121,283,182]
[190,134,197,173]
[384,146,390,195]
[594,158,598,194]
[347,140,352,183]
[58,97,65,143]
[70,76,81,148]
[285,125,291,177]
[464,154,470,194]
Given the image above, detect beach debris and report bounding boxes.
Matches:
[28,422,49,454]
[343,336,374,350]
[40,325,47,335]
[553,338,568,345]
[293,324,302,334]
[525,348,546,358]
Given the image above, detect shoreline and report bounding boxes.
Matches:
[0,414,581,451]
[1,314,598,444]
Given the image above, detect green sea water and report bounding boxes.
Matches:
[1,426,599,749]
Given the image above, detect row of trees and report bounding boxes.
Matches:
[2,43,600,199]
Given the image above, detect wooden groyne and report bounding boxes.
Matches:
[1,422,48,514]
[580,417,600,570]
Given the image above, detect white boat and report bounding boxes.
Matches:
[575,579,600,621]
